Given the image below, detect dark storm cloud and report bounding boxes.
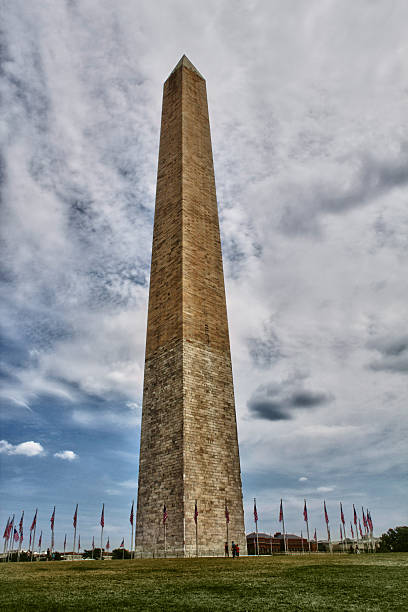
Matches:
[367,335,408,374]
[248,376,333,421]
[280,146,408,236]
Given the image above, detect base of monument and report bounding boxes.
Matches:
[133,546,245,559]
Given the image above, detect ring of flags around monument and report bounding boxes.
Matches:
[2,498,376,559]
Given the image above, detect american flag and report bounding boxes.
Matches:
[313,528,317,541]
[253,499,258,523]
[30,510,37,532]
[63,534,67,551]
[3,517,10,539]
[324,501,329,525]
[350,522,354,539]
[19,511,24,538]
[339,524,343,540]
[225,503,230,524]
[92,536,95,549]
[38,531,42,548]
[73,504,78,528]
[194,500,198,525]
[13,528,19,543]
[303,500,308,522]
[100,504,105,528]
[130,501,134,526]
[50,506,55,531]
[7,516,14,541]
[353,504,357,525]
[340,502,345,525]
[359,520,363,539]
[120,538,124,548]
[78,535,81,551]
[367,510,373,532]
[8,517,15,543]
[362,508,367,530]
[163,505,168,524]
[29,532,32,550]
[279,499,283,523]
[106,538,110,550]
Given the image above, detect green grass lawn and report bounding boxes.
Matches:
[1,553,407,611]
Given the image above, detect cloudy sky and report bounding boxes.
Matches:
[1,0,407,550]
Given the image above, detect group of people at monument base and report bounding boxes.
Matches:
[225,541,240,558]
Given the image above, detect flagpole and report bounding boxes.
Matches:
[7,528,11,562]
[328,527,332,554]
[10,524,16,560]
[38,530,42,558]
[368,511,375,553]
[2,518,8,554]
[100,503,104,561]
[50,506,55,557]
[226,521,229,552]
[9,527,14,561]
[254,498,259,556]
[6,516,14,562]
[304,500,311,553]
[362,507,368,552]
[281,500,287,554]
[301,530,304,554]
[130,499,134,560]
[18,511,24,562]
[224,500,229,556]
[195,500,198,558]
[324,501,332,554]
[73,504,78,559]
[164,521,167,558]
[162,504,168,558]
[31,510,37,562]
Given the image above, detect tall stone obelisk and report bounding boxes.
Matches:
[136,55,245,556]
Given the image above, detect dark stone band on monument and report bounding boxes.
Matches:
[135,55,246,557]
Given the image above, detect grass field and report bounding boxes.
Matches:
[1,553,407,611]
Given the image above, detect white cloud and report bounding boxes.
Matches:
[299,477,308,482]
[317,486,335,493]
[54,450,78,461]
[0,440,45,457]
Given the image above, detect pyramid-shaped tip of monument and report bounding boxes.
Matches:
[168,55,205,80]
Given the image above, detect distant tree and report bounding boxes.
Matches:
[111,548,131,559]
[82,548,102,560]
[378,527,408,552]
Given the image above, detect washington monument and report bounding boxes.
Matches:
[136,56,246,556]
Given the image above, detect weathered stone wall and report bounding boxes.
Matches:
[136,56,246,555]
